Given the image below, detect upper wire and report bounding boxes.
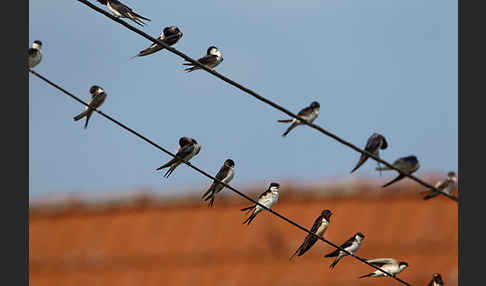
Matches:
[75,0,458,202]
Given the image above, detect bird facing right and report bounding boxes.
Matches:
[323,232,364,270]
[201,159,235,207]
[422,171,457,200]
[240,182,280,226]
[73,85,107,129]
[289,209,332,260]
[350,133,388,174]
[183,46,224,72]
[359,258,408,278]
[132,26,183,58]
[156,137,201,178]
[377,155,420,188]
[278,101,320,137]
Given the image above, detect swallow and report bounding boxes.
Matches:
[201,159,235,207]
[278,101,320,137]
[132,26,183,58]
[240,182,280,226]
[28,40,42,70]
[377,155,420,188]
[324,232,364,270]
[350,133,388,174]
[289,209,333,260]
[422,171,458,200]
[97,0,151,27]
[427,273,444,286]
[183,46,223,72]
[359,258,408,278]
[73,85,107,129]
[156,137,201,178]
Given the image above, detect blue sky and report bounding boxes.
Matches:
[29,0,457,197]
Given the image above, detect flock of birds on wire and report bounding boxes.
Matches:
[28,1,458,285]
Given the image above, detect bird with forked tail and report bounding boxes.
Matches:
[156,137,200,178]
[377,155,420,188]
[240,182,280,226]
[73,85,107,129]
[201,159,235,207]
[289,209,332,260]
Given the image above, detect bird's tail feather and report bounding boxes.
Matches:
[382,174,405,188]
[131,11,151,21]
[350,154,368,174]
[73,109,89,121]
[289,246,302,261]
[329,256,342,270]
[242,213,256,225]
[324,249,339,258]
[240,205,255,213]
[84,111,93,129]
[359,273,374,279]
[278,119,293,123]
[282,122,298,137]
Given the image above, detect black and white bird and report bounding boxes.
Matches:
[323,232,364,270]
[28,40,42,70]
[427,273,444,286]
[289,209,333,260]
[201,159,235,207]
[422,171,457,200]
[183,46,223,72]
[132,26,183,58]
[73,85,107,129]
[278,101,320,137]
[97,0,151,27]
[350,133,388,174]
[240,182,280,226]
[359,258,408,278]
[377,155,420,188]
[156,137,201,178]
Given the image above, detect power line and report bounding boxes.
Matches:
[29,69,413,286]
[76,0,458,203]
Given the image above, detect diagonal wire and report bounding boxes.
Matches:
[29,69,413,286]
[76,0,458,203]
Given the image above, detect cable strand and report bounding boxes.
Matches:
[75,0,458,203]
[30,69,413,285]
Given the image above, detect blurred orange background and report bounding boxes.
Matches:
[30,179,457,286]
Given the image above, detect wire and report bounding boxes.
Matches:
[76,0,458,203]
[30,69,413,286]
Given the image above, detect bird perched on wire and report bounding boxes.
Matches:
[359,258,408,278]
[240,182,280,226]
[201,159,235,207]
[28,40,43,70]
[183,46,223,72]
[377,155,420,188]
[289,209,333,260]
[97,0,151,27]
[278,101,320,137]
[156,137,201,178]
[132,26,183,58]
[350,133,388,174]
[427,273,444,286]
[73,85,107,129]
[422,171,457,200]
[323,232,364,270]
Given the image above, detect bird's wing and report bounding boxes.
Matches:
[366,258,397,266]
[197,54,218,66]
[109,0,133,15]
[28,48,37,56]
